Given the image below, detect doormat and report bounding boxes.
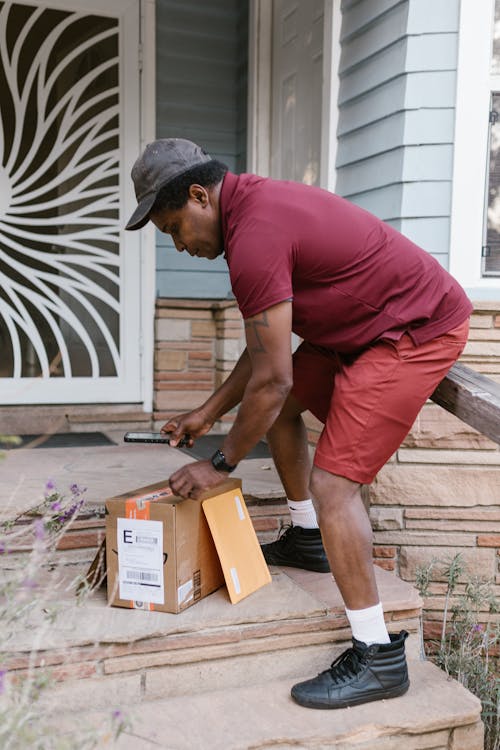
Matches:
[179,434,271,461]
[0,432,116,450]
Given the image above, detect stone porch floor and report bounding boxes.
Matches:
[0,434,285,520]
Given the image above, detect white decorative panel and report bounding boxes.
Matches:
[0,1,121,381]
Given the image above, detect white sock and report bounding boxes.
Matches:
[287,498,319,529]
[345,602,390,645]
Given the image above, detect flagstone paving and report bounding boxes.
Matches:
[112,661,482,750]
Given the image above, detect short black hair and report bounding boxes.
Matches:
[151,159,228,214]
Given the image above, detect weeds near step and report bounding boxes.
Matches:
[416,553,500,750]
[0,435,22,458]
[0,481,127,749]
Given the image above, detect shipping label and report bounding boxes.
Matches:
[117,518,165,604]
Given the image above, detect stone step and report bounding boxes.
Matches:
[0,404,152,435]
[2,495,390,567]
[45,660,483,750]
[5,566,422,714]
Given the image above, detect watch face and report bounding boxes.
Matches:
[211,449,235,473]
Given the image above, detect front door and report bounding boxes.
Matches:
[0,0,143,404]
[270,0,324,185]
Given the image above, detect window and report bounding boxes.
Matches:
[484,95,500,276]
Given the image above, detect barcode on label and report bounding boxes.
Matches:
[125,570,159,582]
[136,536,157,545]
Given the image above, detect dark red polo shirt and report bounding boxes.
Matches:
[220,172,472,353]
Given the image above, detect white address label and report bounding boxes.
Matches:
[117,518,165,605]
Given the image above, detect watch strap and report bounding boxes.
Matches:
[210,449,237,473]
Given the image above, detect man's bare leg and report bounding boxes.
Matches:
[266,393,311,501]
[262,394,330,572]
[310,467,378,608]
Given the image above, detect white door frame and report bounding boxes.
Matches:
[0,0,156,407]
[138,0,156,413]
[449,0,500,299]
[246,0,342,191]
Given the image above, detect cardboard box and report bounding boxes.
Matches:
[86,477,272,614]
[104,478,241,613]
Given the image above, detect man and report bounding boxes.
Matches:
[126,138,472,710]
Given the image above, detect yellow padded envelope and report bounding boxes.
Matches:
[202,488,272,603]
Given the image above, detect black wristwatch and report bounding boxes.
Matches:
[210,449,237,473]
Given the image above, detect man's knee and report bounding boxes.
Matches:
[310,466,361,520]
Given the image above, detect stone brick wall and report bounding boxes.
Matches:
[153,300,245,431]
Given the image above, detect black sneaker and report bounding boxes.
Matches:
[291,631,410,709]
[260,525,330,573]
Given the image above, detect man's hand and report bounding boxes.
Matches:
[169,460,227,500]
[161,407,214,447]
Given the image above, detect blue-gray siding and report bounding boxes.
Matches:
[155,0,460,299]
[155,0,248,299]
[335,0,459,268]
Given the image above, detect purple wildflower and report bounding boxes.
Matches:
[57,498,84,524]
[45,479,55,492]
[112,709,123,720]
[21,578,38,590]
[0,669,7,695]
[50,501,62,511]
[34,518,45,540]
[473,624,484,632]
[69,483,87,497]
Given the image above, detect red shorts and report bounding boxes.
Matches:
[291,319,470,484]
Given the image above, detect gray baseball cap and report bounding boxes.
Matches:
[125,138,212,231]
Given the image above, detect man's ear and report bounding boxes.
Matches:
[189,184,209,206]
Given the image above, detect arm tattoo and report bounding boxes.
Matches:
[244,311,270,354]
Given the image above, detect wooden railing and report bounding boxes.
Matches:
[431,363,500,445]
